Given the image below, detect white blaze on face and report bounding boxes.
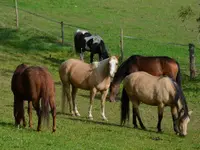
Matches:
[180,116,190,136]
[109,58,118,77]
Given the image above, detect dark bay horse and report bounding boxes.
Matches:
[11,64,56,132]
[109,55,182,102]
[121,72,192,136]
[74,29,109,63]
[59,56,118,120]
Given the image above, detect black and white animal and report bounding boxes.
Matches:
[74,29,109,63]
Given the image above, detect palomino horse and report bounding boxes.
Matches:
[109,55,182,102]
[121,71,192,136]
[59,56,118,120]
[74,29,109,63]
[11,64,56,132]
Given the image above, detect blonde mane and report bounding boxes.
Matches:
[92,58,110,73]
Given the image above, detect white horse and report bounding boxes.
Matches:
[59,56,118,120]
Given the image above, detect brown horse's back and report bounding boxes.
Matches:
[136,56,178,80]
[11,64,28,99]
[11,64,56,132]
[22,66,55,100]
[12,65,55,101]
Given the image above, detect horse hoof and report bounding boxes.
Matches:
[142,127,147,130]
[88,116,93,120]
[52,128,56,133]
[75,113,81,117]
[103,118,108,121]
[157,130,163,133]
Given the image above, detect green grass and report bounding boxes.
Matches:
[0,0,200,149]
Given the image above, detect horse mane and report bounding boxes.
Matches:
[112,55,140,84]
[169,78,189,118]
[91,61,99,69]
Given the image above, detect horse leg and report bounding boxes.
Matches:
[132,107,138,128]
[157,104,164,133]
[33,100,42,131]
[88,88,97,120]
[80,48,84,61]
[28,101,33,128]
[72,85,80,116]
[133,101,146,130]
[90,53,94,63]
[49,96,56,132]
[21,101,26,127]
[63,83,74,115]
[100,90,109,121]
[171,105,179,134]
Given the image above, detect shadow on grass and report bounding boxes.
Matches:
[0,27,71,52]
[57,112,161,134]
[79,93,121,101]
[0,121,14,127]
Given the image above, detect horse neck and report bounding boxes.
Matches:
[176,92,189,117]
[111,62,129,87]
[94,58,110,78]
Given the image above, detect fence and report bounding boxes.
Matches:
[0,1,200,79]
[119,28,200,79]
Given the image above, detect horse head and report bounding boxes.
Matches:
[176,109,192,136]
[108,56,119,78]
[109,82,120,102]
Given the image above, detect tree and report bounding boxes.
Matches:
[178,5,200,32]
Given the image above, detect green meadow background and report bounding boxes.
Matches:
[0,0,200,149]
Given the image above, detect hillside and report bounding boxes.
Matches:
[0,0,200,149]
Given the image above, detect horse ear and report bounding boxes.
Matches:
[188,110,193,116]
[115,55,120,60]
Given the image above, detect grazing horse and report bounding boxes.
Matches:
[59,56,118,120]
[121,72,192,136]
[11,64,56,132]
[109,55,182,102]
[74,29,109,63]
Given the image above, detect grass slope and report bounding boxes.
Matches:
[0,0,200,149]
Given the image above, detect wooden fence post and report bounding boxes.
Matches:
[189,43,196,79]
[120,28,124,63]
[61,21,64,45]
[14,0,19,30]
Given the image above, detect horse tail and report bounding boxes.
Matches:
[175,61,182,89]
[41,88,50,128]
[121,88,130,125]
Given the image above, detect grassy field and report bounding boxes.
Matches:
[0,0,200,149]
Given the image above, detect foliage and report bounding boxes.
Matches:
[178,4,200,32]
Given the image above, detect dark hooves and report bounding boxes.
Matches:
[141,126,147,130]
[157,130,163,133]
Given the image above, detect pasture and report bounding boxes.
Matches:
[0,0,200,149]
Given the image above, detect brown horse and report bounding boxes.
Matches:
[121,72,192,136]
[11,64,56,132]
[109,55,182,102]
[59,56,118,120]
